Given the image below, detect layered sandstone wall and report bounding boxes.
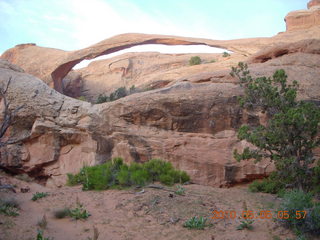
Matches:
[0,1,319,188]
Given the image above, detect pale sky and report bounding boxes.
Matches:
[0,0,307,55]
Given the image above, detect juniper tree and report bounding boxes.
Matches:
[231,62,320,191]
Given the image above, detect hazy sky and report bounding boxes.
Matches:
[0,0,307,55]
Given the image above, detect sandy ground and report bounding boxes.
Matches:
[0,173,309,240]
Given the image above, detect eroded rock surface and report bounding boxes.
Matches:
[285,0,320,31]
[0,2,319,188]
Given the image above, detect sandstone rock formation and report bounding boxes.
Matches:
[0,58,274,187]
[0,1,320,188]
[285,0,320,31]
[2,24,319,96]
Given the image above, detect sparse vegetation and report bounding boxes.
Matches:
[277,190,320,236]
[175,185,186,195]
[67,158,190,191]
[183,216,208,230]
[68,204,91,220]
[248,172,285,194]
[189,56,201,66]
[0,198,19,216]
[36,230,52,240]
[77,96,87,101]
[237,201,254,230]
[237,219,254,230]
[96,85,143,104]
[32,192,49,201]
[222,51,230,57]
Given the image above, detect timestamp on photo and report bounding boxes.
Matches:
[211,210,307,220]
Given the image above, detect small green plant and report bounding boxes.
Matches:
[32,192,49,201]
[237,219,254,230]
[209,59,216,63]
[189,56,201,66]
[175,185,186,195]
[222,51,230,57]
[36,229,52,240]
[183,216,208,230]
[237,201,254,230]
[68,204,90,220]
[77,96,87,101]
[0,198,19,216]
[53,208,70,219]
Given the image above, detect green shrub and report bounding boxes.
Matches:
[117,165,131,186]
[237,219,254,230]
[67,158,190,190]
[278,189,320,235]
[222,52,230,57]
[189,56,201,66]
[0,198,19,217]
[68,204,90,220]
[178,171,190,183]
[183,216,208,230]
[159,174,174,186]
[175,185,186,195]
[96,94,109,104]
[249,178,284,194]
[32,192,49,201]
[130,169,149,186]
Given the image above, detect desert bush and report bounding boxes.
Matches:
[278,189,320,236]
[96,94,109,104]
[32,192,49,201]
[183,216,208,230]
[68,204,91,220]
[130,168,150,186]
[117,165,131,186]
[249,172,285,194]
[0,198,19,216]
[189,56,201,66]
[159,174,174,186]
[67,158,190,190]
[237,219,254,230]
[175,185,186,195]
[222,52,230,57]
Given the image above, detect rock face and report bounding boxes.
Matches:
[285,0,320,31]
[76,52,238,100]
[0,2,320,188]
[2,23,319,96]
